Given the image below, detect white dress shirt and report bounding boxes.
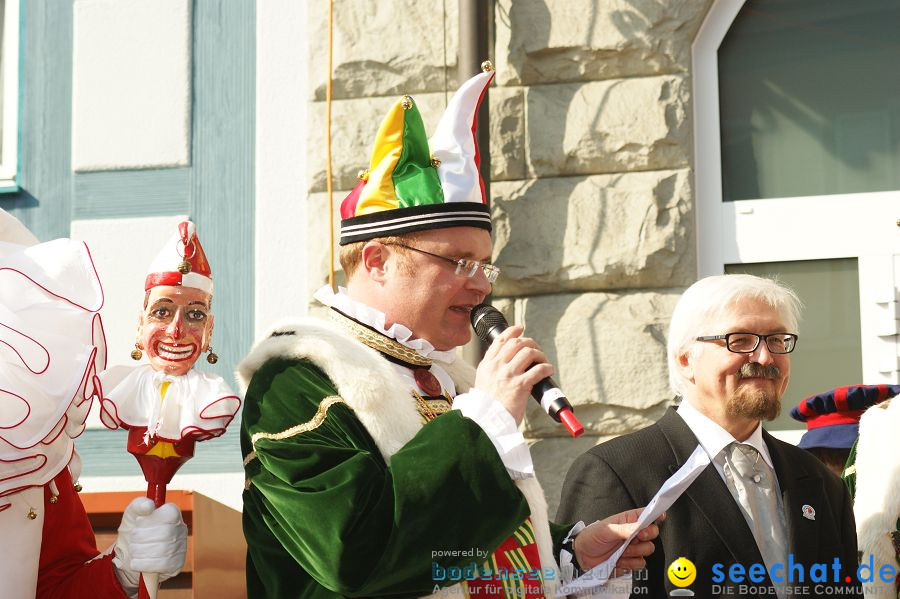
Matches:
[676,398,777,485]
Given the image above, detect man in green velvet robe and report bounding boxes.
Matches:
[239,67,660,598]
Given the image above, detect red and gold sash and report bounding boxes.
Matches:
[466,518,546,598]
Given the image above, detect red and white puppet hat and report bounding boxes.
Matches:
[144,220,213,294]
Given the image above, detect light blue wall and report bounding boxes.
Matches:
[2,0,256,476]
[5,0,73,240]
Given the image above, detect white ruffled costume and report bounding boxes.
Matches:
[99,365,240,442]
[0,237,106,498]
[0,230,107,596]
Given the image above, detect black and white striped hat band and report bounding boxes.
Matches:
[339,203,491,245]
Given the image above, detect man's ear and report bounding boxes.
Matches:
[677,349,695,383]
[360,241,389,282]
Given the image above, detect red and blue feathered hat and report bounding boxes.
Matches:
[790,384,900,449]
[339,63,495,245]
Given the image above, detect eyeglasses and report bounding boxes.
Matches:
[383,242,500,283]
[695,332,798,354]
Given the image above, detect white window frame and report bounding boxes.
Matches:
[692,0,899,403]
[0,0,19,191]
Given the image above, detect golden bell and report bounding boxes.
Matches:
[178,260,192,274]
[26,508,37,520]
[207,350,219,364]
[481,60,494,72]
[430,156,442,168]
[49,495,59,504]
[73,482,82,493]
[131,347,143,360]
[401,95,414,110]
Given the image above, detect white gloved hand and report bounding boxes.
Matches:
[112,497,188,595]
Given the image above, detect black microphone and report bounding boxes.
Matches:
[470,303,584,437]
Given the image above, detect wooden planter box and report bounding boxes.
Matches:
[81,490,247,598]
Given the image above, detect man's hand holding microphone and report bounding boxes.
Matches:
[470,303,661,575]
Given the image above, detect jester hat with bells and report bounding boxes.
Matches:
[145,220,213,295]
[339,63,495,244]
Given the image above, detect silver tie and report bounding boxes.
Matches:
[723,442,788,597]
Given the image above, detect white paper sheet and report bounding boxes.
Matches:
[556,445,711,597]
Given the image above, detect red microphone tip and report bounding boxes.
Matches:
[558,407,584,438]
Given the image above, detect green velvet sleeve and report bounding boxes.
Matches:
[550,520,576,550]
[241,357,531,598]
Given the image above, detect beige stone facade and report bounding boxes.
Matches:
[304,0,713,513]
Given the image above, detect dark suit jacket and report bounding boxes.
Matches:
[557,408,861,598]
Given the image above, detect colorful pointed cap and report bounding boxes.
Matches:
[145,220,213,294]
[790,384,900,449]
[339,62,495,245]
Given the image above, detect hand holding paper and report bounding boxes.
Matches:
[560,445,712,597]
[575,506,665,575]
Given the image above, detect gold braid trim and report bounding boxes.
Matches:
[250,395,345,445]
[412,389,453,423]
[245,395,345,487]
[329,309,432,367]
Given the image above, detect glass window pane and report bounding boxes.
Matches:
[718,0,900,201]
[724,258,862,431]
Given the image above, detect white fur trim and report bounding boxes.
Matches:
[853,398,900,599]
[236,317,422,461]
[516,476,560,598]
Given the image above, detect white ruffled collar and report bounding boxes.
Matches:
[314,285,457,364]
[99,364,240,443]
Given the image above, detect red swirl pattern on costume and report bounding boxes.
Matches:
[0,239,106,497]
[0,322,50,374]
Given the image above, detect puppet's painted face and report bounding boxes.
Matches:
[139,285,214,376]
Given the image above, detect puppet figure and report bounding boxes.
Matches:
[99,220,240,597]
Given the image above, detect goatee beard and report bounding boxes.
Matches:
[726,363,782,421]
[727,387,781,421]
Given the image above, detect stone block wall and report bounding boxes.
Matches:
[304,0,713,513]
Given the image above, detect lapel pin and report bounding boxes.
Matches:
[802,504,816,521]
